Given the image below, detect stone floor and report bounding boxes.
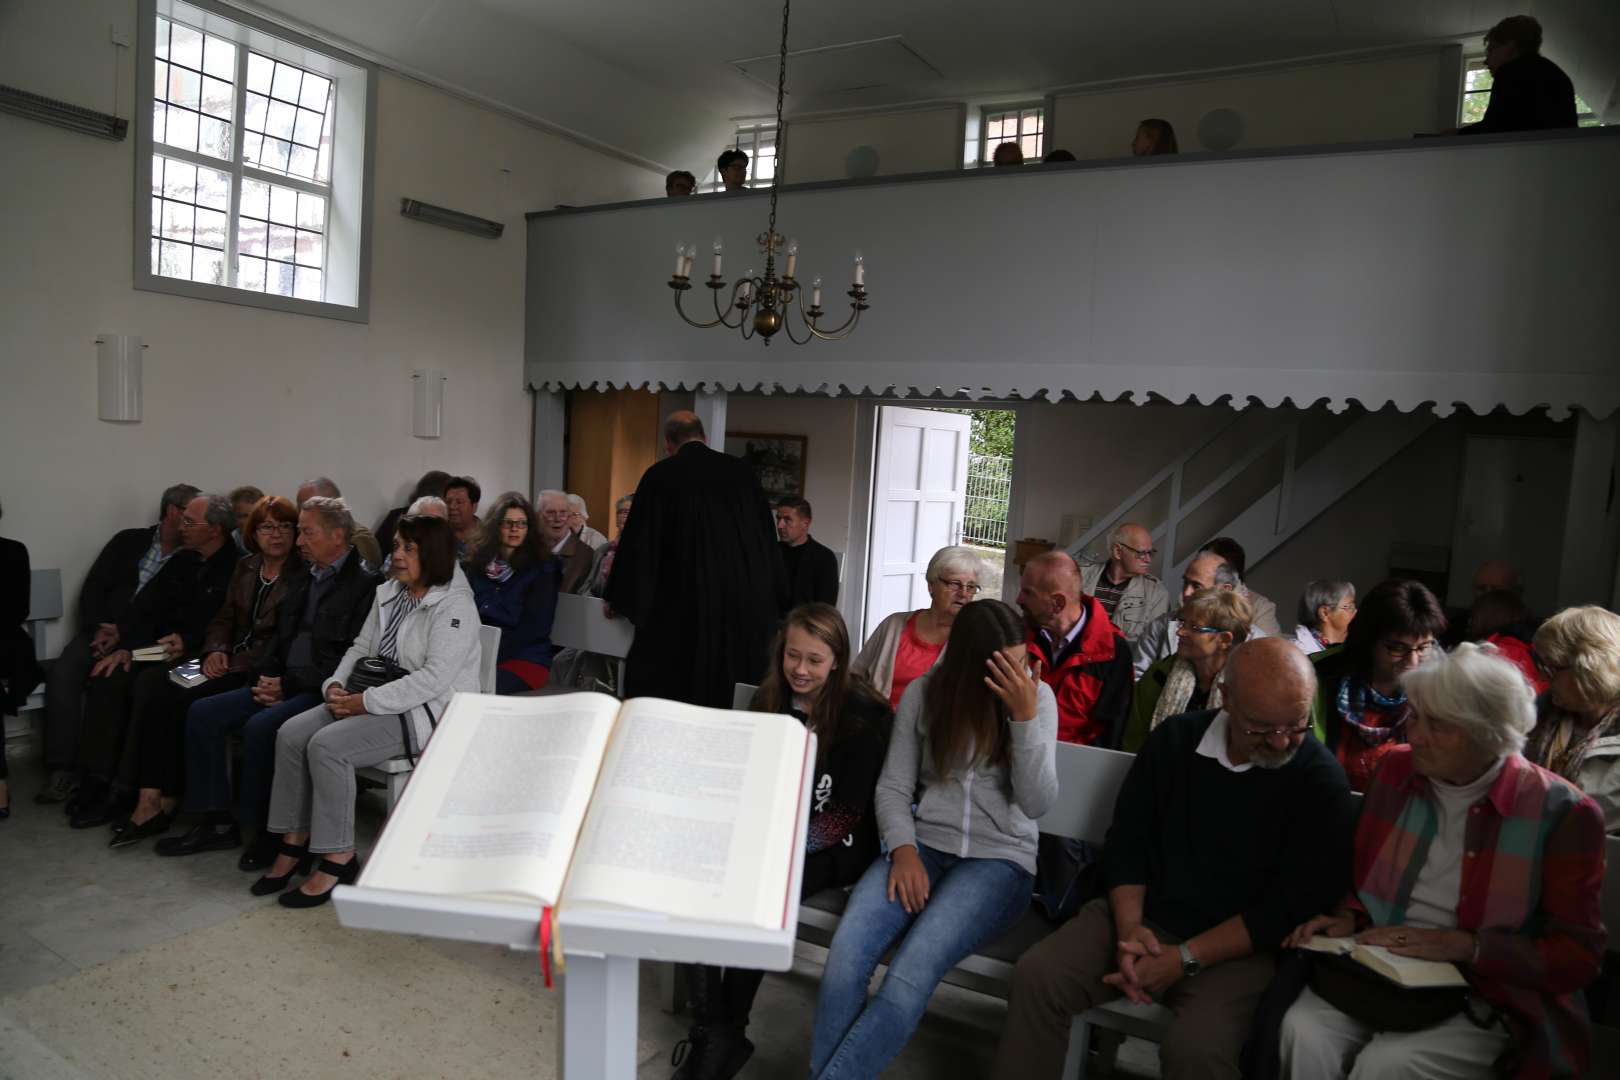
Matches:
[0,754,1157,1078]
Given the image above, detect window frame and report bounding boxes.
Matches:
[134,0,377,322]
[977,101,1044,167]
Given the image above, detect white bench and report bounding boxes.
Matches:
[355,624,500,813]
[548,592,635,694]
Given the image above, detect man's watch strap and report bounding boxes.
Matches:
[1179,942,1201,977]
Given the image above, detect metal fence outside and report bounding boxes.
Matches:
[963,453,1012,549]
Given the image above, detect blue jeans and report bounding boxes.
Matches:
[810,843,1033,1080]
[182,686,320,827]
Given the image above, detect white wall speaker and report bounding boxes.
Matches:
[412,368,446,438]
[95,334,143,422]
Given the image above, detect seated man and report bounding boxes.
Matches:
[295,477,381,567]
[1016,551,1134,746]
[39,483,199,806]
[158,496,379,864]
[444,475,483,559]
[536,488,594,594]
[69,493,240,826]
[993,638,1355,1080]
[228,485,264,553]
[1078,522,1168,648]
[1202,536,1281,637]
[775,495,839,608]
[1134,549,1269,676]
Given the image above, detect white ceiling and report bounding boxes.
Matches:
[238,1,1605,170]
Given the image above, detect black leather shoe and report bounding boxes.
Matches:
[108,811,174,849]
[154,822,242,856]
[63,779,104,817]
[278,856,360,908]
[250,841,315,896]
[670,1026,712,1080]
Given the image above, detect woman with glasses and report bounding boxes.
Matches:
[1123,587,1253,752]
[467,495,559,693]
[1310,579,1447,792]
[1280,644,1605,1080]
[1525,605,1620,832]
[1294,580,1356,655]
[853,546,984,709]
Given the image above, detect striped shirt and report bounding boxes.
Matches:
[378,593,422,662]
[133,534,176,594]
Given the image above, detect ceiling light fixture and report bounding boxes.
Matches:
[667,0,868,345]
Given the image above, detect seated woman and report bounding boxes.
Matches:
[113,496,304,849]
[852,545,982,710]
[671,602,893,1079]
[810,600,1057,1080]
[1469,589,1546,694]
[1525,604,1620,832]
[1293,579,1356,655]
[1280,643,1606,1080]
[1123,587,1253,751]
[254,514,481,907]
[467,495,559,694]
[1311,579,1447,791]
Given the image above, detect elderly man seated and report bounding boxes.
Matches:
[1134,548,1268,676]
[1078,523,1169,647]
[1203,537,1281,637]
[536,488,594,594]
[994,638,1355,1080]
[1016,550,1134,747]
[295,477,381,567]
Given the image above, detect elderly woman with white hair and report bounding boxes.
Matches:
[1279,643,1606,1080]
[1526,604,1620,832]
[566,493,608,551]
[852,546,984,709]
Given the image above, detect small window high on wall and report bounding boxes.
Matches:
[135,0,375,322]
[975,103,1043,166]
[1459,55,1602,128]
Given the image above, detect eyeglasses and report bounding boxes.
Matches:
[937,579,981,595]
[181,517,208,528]
[1336,601,1358,613]
[1177,624,1227,636]
[254,522,295,535]
[500,519,528,530]
[1241,722,1313,739]
[1117,542,1157,559]
[1380,640,1438,661]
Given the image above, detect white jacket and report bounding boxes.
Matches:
[325,577,482,753]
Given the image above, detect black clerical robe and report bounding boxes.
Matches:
[606,441,788,707]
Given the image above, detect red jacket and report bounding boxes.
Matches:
[1028,595,1136,747]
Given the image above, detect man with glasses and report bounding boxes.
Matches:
[1133,548,1269,677]
[536,489,594,594]
[994,638,1354,1080]
[1016,551,1134,747]
[1079,522,1168,649]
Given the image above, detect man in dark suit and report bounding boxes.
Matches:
[775,496,839,609]
[1460,15,1577,135]
[606,412,788,708]
[37,483,199,805]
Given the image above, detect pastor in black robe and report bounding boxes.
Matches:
[606,440,788,707]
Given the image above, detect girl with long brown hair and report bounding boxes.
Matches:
[809,600,1058,1080]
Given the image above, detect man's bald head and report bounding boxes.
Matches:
[1107,521,1156,580]
[1181,551,1237,601]
[1027,550,1082,598]
[663,411,706,451]
[1017,550,1085,636]
[1472,559,1520,598]
[1223,638,1318,769]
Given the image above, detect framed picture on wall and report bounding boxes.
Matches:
[724,432,808,504]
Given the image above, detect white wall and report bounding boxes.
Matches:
[784,105,965,184]
[723,395,860,560]
[0,0,663,654]
[1051,48,1459,158]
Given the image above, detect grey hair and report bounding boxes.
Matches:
[299,495,355,541]
[159,483,201,519]
[1401,641,1536,757]
[566,493,589,520]
[536,488,569,509]
[1193,550,1242,589]
[201,493,235,534]
[1107,522,1147,549]
[1299,580,1355,629]
[925,545,983,584]
[407,495,447,517]
[301,476,341,498]
[614,494,634,513]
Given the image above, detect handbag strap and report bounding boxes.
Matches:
[397,702,440,767]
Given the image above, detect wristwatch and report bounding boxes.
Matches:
[1179,943,1201,977]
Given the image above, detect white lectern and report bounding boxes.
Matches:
[334,743,814,1079]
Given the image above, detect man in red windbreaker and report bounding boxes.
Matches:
[1016,550,1135,747]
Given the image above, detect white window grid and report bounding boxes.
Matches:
[703,122,779,191]
[148,10,336,302]
[978,103,1044,166]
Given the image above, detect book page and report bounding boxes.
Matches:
[359,691,621,905]
[1354,945,1468,988]
[1301,936,1355,956]
[560,697,810,930]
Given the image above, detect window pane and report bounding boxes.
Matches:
[295,229,323,266]
[159,239,190,278]
[194,246,225,285]
[244,91,269,132]
[151,238,161,275]
[1465,66,1494,93]
[298,73,330,111]
[155,60,169,101]
[242,131,264,165]
[270,260,296,296]
[271,63,302,104]
[241,178,270,220]
[196,165,230,211]
[239,254,267,291]
[155,16,170,60]
[151,155,163,194]
[152,101,167,144]
[263,137,291,172]
[269,185,297,225]
[247,53,274,95]
[163,159,196,202]
[294,266,322,301]
[168,65,201,110]
[315,104,333,183]
[170,23,203,71]
[152,196,162,232]
[268,224,296,261]
[198,115,232,161]
[287,145,317,179]
[165,107,199,152]
[202,35,236,80]
[201,76,233,119]
[237,216,267,257]
[292,107,322,147]
[160,200,194,243]
[296,192,326,231]
[195,207,228,249]
[266,99,296,141]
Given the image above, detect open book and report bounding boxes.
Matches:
[1303,936,1468,989]
[359,692,812,934]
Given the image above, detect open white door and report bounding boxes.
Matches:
[863,407,973,642]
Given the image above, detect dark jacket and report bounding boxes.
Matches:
[470,558,560,668]
[77,525,161,627]
[201,553,306,674]
[2,536,41,713]
[1029,594,1135,748]
[256,549,381,698]
[116,541,240,653]
[782,536,839,609]
[1462,53,1577,135]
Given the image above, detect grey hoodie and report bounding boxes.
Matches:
[875,671,1059,875]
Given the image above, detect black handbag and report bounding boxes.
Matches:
[1308,953,1476,1032]
[346,656,408,693]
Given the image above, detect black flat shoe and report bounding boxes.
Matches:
[109,811,174,849]
[278,856,360,908]
[154,822,242,856]
[250,841,315,896]
[63,779,104,817]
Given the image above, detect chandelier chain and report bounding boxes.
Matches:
[764,0,790,264]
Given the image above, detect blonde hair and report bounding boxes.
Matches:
[1534,605,1620,708]
[1181,587,1255,644]
[1402,641,1536,756]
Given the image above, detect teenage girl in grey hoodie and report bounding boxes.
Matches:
[809,600,1058,1080]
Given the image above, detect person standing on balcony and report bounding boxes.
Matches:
[717,149,750,193]
[1078,522,1169,648]
[1459,15,1577,135]
[776,496,839,608]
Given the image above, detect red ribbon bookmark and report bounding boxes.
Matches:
[539,905,555,989]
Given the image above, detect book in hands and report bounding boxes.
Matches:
[1303,936,1468,989]
[359,691,813,934]
[130,645,171,662]
[168,658,207,687]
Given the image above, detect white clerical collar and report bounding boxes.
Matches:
[1195,710,1253,773]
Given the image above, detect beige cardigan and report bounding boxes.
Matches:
[852,608,949,700]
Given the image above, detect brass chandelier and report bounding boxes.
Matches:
[667,0,869,345]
